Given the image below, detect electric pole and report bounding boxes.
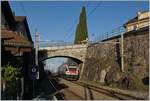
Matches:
[33,30,39,97]
[35,30,39,79]
[35,30,38,66]
[121,32,124,72]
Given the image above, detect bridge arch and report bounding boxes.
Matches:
[38,44,87,65]
[40,55,83,64]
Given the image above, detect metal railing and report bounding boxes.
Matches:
[39,26,125,48]
[92,26,125,43]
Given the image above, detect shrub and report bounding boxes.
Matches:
[1,65,21,99]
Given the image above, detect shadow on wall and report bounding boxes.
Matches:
[38,50,48,62]
[38,49,49,81]
[38,49,48,81]
[115,39,121,71]
[142,76,149,85]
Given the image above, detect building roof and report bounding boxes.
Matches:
[125,16,138,25]
[15,16,26,22]
[124,17,148,26]
[1,1,16,30]
[15,16,33,43]
[1,29,15,39]
[124,10,149,27]
[1,1,33,53]
[2,29,32,47]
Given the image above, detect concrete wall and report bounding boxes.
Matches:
[81,27,149,90]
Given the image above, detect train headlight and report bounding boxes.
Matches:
[66,71,70,75]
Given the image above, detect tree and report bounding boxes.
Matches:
[1,65,21,99]
[74,6,88,44]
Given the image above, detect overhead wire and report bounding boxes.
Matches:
[63,11,82,42]
[19,2,28,17]
[94,25,124,43]
[87,2,102,18]
[19,2,39,45]
[64,1,101,43]
[20,1,102,46]
[64,2,91,43]
[20,2,64,46]
[86,1,102,42]
[20,2,54,47]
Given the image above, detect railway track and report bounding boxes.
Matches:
[48,78,65,100]
[70,80,145,100]
[63,88,85,100]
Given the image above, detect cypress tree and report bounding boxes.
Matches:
[74,6,88,44]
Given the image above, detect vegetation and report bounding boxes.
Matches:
[74,6,88,44]
[131,73,149,92]
[1,65,21,99]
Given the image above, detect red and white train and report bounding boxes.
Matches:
[63,63,79,80]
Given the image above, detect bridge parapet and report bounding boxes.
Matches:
[39,44,87,51]
[39,42,74,48]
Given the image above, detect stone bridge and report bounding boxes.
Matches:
[38,44,88,63]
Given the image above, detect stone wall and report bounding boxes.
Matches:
[81,27,149,91]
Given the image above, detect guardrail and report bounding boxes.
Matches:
[93,26,125,43]
[39,26,125,48]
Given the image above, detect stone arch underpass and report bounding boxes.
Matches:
[38,44,87,63]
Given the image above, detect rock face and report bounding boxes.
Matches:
[81,27,149,91]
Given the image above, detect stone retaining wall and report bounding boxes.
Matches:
[81,27,149,91]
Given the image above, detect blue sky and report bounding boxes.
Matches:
[9,1,149,44]
[44,57,67,72]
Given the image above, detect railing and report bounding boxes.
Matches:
[39,26,125,48]
[92,26,125,43]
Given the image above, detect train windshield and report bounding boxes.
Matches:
[69,66,77,69]
[68,68,76,71]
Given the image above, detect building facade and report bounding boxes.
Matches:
[124,11,149,32]
[1,2,33,59]
[1,1,34,99]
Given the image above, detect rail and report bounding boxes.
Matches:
[69,80,146,100]
[48,77,65,100]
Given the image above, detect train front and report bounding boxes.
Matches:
[64,63,79,80]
